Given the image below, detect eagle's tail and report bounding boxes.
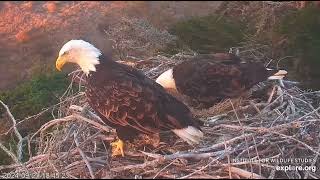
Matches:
[267,69,288,80]
[172,126,204,145]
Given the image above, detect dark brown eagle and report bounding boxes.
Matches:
[55,40,203,157]
[156,53,288,108]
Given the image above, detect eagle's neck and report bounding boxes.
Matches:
[80,58,99,76]
[84,54,117,78]
[76,50,101,76]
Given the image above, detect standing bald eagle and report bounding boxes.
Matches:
[55,40,203,157]
[156,53,288,108]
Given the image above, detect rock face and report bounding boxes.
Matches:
[0,1,222,90]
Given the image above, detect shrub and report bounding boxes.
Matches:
[277,6,320,89]
[0,70,69,165]
[0,70,69,133]
[164,15,247,54]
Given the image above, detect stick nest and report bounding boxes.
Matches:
[1,52,320,179]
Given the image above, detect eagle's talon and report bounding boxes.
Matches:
[111,139,125,157]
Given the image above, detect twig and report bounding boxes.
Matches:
[271,131,320,156]
[296,106,320,121]
[110,159,160,172]
[224,137,232,179]
[69,105,106,125]
[73,132,95,179]
[227,166,266,179]
[0,92,85,136]
[28,114,111,158]
[249,101,261,114]
[303,139,320,179]
[141,149,228,161]
[178,157,220,179]
[153,160,176,179]
[0,101,21,139]
[0,142,20,164]
[0,163,22,171]
[0,100,24,162]
[113,149,228,173]
[195,133,254,153]
[216,123,320,156]
[252,135,262,176]
[229,99,254,174]
[267,85,277,103]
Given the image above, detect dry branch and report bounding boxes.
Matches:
[227,166,266,179]
[73,132,95,179]
[0,100,24,163]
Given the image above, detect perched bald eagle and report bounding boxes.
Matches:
[156,53,287,108]
[55,40,203,157]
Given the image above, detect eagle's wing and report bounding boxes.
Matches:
[207,62,245,93]
[90,65,199,135]
[175,60,246,100]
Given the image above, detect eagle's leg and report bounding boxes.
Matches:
[111,139,125,157]
[111,126,139,157]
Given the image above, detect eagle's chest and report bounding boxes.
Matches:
[85,72,115,109]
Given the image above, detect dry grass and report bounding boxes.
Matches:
[0,51,319,179]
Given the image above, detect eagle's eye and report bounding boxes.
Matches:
[61,51,69,56]
[62,51,69,56]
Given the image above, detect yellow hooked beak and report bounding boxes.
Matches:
[56,56,66,71]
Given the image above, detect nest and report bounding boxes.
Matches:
[0,53,320,179]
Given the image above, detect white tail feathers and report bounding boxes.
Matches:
[267,69,288,80]
[172,126,204,145]
[156,69,177,91]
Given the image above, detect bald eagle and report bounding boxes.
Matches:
[156,53,288,108]
[55,40,203,157]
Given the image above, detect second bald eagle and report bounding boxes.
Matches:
[156,53,287,108]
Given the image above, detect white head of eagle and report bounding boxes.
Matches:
[56,40,102,75]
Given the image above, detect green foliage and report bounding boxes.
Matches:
[0,70,69,166]
[279,7,320,59]
[0,148,13,166]
[165,15,247,54]
[277,6,320,88]
[0,70,69,122]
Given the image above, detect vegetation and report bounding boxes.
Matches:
[0,147,14,166]
[163,15,247,54]
[0,70,69,129]
[0,70,69,165]
[277,6,320,89]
